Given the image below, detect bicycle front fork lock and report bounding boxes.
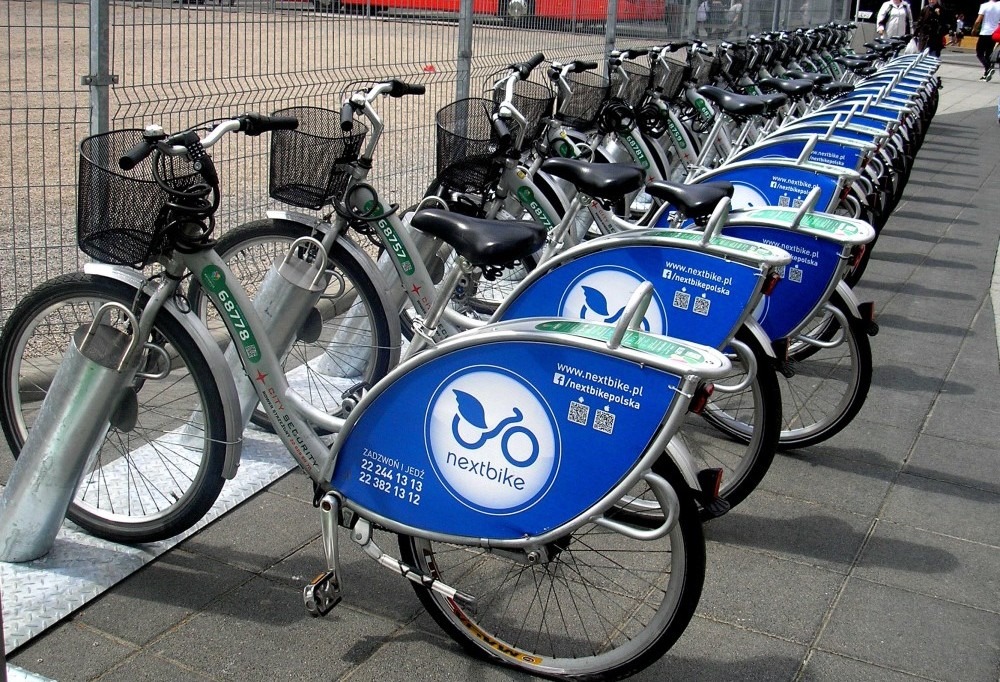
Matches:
[0,303,146,562]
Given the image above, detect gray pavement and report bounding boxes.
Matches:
[5,50,1000,681]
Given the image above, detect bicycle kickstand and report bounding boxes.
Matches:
[303,492,344,617]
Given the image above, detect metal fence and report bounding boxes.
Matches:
[1,0,847,322]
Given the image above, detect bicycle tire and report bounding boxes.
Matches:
[778,292,873,448]
[188,219,395,430]
[0,273,228,543]
[397,462,704,680]
[617,326,781,520]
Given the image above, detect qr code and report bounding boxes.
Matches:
[673,290,691,310]
[246,345,259,361]
[568,401,590,426]
[789,267,804,283]
[693,296,711,316]
[594,409,615,434]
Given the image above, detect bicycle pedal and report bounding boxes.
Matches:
[699,497,731,521]
[303,570,342,617]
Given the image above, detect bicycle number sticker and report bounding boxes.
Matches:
[199,265,261,363]
[426,368,560,515]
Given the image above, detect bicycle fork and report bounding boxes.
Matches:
[0,303,151,562]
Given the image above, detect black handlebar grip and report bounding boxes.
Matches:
[669,40,690,51]
[341,102,355,132]
[491,114,512,153]
[628,48,650,57]
[388,79,426,97]
[267,115,299,131]
[515,52,546,80]
[240,113,299,136]
[119,138,155,171]
[573,60,599,72]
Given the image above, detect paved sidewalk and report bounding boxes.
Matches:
[5,51,1000,681]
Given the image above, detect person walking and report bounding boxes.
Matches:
[972,0,1000,80]
[876,0,913,38]
[917,0,951,57]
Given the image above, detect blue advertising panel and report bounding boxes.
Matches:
[795,112,895,133]
[496,245,761,350]
[722,224,843,340]
[664,164,844,213]
[734,138,866,172]
[777,124,884,146]
[331,340,681,540]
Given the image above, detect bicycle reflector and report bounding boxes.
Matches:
[689,383,714,414]
[762,271,781,296]
[849,244,866,269]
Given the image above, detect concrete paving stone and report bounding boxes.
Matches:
[698,542,842,643]
[761,447,896,516]
[179,489,320,573]
[854,520,1000,611]
[876,293,984,330]
[264,467,319,505]
[868,249,970,274]
[922,399,1000,449]
[817,578,1000,682]
[74,549,257,647]
[9,622,138,681]
[861,373,942,429]
[639,616,806,681]
[341,627,529,681]
[865,326,960,374]
[701,491,873,574]
[928,240,1000,270]
[856,260,920,292]
[905,433,1000,495]
[151,575,403,681]
[815,417,917,468]
[872,308,971,339]
[801,650,937,681]
[875,224,980,249]
[881,472,1000,546]
[263,532,427,625]
[932,387,1000,417]
[88,651,217,682]
[878,292,981,327]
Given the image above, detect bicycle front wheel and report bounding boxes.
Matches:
[397,466,704,680]
[0,273,229,543]
[190,219,395,430]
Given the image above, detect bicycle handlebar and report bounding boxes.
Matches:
[118,114,299,170]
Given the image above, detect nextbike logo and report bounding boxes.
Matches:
[425,367,560,515]
[559,267,667,335]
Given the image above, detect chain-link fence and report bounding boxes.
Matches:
[1,0,848,322]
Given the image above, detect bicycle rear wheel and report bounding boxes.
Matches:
[778,292,873,448]
[189,219,395,430]
[397,465,704,680]
[0,273,228,543]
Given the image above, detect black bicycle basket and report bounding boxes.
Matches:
[651,55,687,101]
[555,69,610,129]
[491,79,554,153]
[77,129,203,268]
[435,97,506,194]
[269,106,368,210]
[610,59,652,110]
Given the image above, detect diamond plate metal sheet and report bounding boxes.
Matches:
[0,431,295,654]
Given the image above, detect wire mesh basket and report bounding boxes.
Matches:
[435,97,506,194]
[269,106,368,210]
[691,51,720,87]
[650,55,688,101]
[555,69,610,129]
[610,59,652,110]
[491,79,554,152]
[77,129,202,268]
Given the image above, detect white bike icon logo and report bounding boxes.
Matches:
[451,390,540,468]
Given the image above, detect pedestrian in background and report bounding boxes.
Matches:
[876,0,913,38]
[972,0,1000,80]
[917,0,950,57]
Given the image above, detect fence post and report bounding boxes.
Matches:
[86,0,115,135]
[456,0,474,102]
[605,0,619,61]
